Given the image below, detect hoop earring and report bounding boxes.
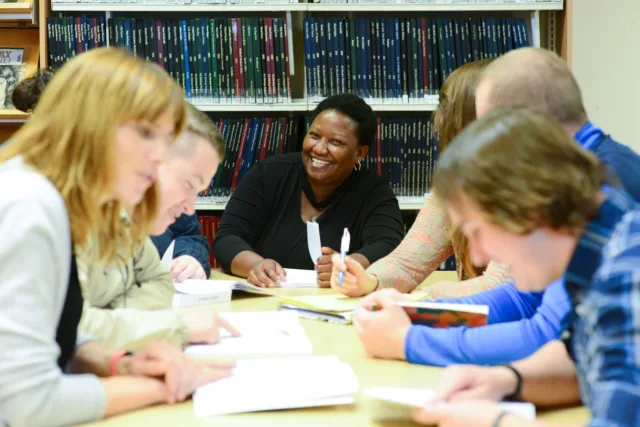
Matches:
[354,160,362,171]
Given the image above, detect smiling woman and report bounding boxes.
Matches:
[214,94,404,288]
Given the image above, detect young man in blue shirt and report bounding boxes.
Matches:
[409,106,640,427]
[343,48,640,366]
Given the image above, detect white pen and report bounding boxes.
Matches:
[337,228,350,286]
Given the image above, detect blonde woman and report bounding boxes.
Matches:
[0,48,232,427]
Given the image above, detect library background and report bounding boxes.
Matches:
[0,0,567,271]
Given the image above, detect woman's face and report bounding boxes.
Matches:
[112,111,176,206]
[302,110,368,187]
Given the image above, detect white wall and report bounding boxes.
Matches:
[571,0,640,152]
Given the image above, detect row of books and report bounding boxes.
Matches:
[198,215,222,269]
[197,114,436,201]
[202,115,304,198]
[51,0,561,5]
[304,16,529,101]
[47,15,292,103]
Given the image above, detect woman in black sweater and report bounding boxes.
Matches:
[214,94,403,287]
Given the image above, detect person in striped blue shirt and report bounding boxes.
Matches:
[410,106,640,427]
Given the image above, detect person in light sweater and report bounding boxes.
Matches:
[0,48,234,427]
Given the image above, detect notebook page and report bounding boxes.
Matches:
[364,387,536,420]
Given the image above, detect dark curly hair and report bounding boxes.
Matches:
[309,94,376,147]
[11,68,56,113]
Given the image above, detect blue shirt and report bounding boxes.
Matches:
[561,188,640,427]
[404,122,640,366]
[150,213,211,277]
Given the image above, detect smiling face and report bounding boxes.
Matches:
[153,134,220,234]
[446,191,576,292]
[301,110,369,188]
[112,112,176,206]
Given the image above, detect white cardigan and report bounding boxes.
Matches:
[0,157,106,427]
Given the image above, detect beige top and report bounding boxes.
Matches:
[77,237,188,351]
[367,193,511,298]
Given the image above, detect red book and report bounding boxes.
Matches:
[231,19,241,101]
[76,17,83,54]
[259,117,272,161]
[265,18,275,102]
[237,18,245,101]
[398,301,489,328]
[278,117,287,155]
[421,18,428,96]
[92,18,98,48]
[156,19,165,68]
[230,118,251,191]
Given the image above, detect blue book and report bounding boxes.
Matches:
[393,18,401,99]
[239,118,260,182]
[338,19,346,95]
[359,18,368,98]
[326,19,335,96]
[319,19,328,98]
[380,19,388,100]
[304,18,313,99]
[520,19,530,47]
[180,20,191,98]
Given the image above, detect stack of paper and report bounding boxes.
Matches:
[364,387,536,420]
[277,292,428,325]
[185,311,313,358]
[193,355,359,417]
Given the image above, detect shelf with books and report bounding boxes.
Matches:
[0,0,34,21]
[195,100,309,112]
[306,2,563,12]
[308,101,439,112]
[50,2,307,12]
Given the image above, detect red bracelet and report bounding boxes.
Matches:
[109,349,128,377]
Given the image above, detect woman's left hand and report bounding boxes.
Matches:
[316,247,338,287]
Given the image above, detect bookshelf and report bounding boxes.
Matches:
[0,0,36,21]
[40,0,564,213]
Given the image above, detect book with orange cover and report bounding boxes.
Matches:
[398,301,489,328]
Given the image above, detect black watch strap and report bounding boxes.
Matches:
[501,365,523,402]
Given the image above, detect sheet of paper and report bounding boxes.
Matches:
[161,240,175,271]
[173,279,235,295]
[364,387,536,420]
[193,356,359,417]
[277,292,428,313]
[185,311,313,357]
[306,221,322,265]
[281,268,318,287]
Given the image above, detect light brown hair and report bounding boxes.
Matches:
[171,103,225,161]
[0,48,186,262]
[479,47,587,125]
[433,106,603,235]
[432,59,493,278]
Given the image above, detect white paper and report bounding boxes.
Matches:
[364,387,536,420]
[174,279,235,295]
[282,268,318,287]
[185,311,313,357]
[193,356,359,417]
[161,240,176,271]
[306,221,322,265]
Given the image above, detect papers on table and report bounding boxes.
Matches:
[193,355,358,417]
[185,311,313,358]
[364,387,536,420]
[281,268,318,287]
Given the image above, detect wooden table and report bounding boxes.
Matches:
[80,272,589,426]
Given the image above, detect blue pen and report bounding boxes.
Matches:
[337,228,350,286]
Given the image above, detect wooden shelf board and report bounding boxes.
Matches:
[0,0,33,20]
[196,197,425,211]
[0,109,29,122]
[307,2,563,12]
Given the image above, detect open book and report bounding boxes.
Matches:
[193,355,358,417]
[277,292,428,325]
[185,311,313,358]
[397,301,489,328]
[364,387,535,420]
[162,240,318,307]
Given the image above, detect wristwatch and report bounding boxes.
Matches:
[501,365,523,402]
[109,349,134,376]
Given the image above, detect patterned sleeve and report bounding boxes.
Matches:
[366,193,455,293]
[420,261,511,299]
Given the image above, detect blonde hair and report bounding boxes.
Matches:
[171,103,225,160]
[432,59,493,279]
[479,48,587,125]
[0,48,186,261]
[433,106,603,234]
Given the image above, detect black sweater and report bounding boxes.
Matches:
[214,153,404,272]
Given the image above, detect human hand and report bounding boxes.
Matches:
[412,400,518,427]
[353,290,412,360]
[171,255,206,282]
[247,258,286,287]
[180,309,242,344]
[316,247,338,288]
[330,254,378,297]
[118,341,237,403]
[436,365,518,402]
[358,288,412,310]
